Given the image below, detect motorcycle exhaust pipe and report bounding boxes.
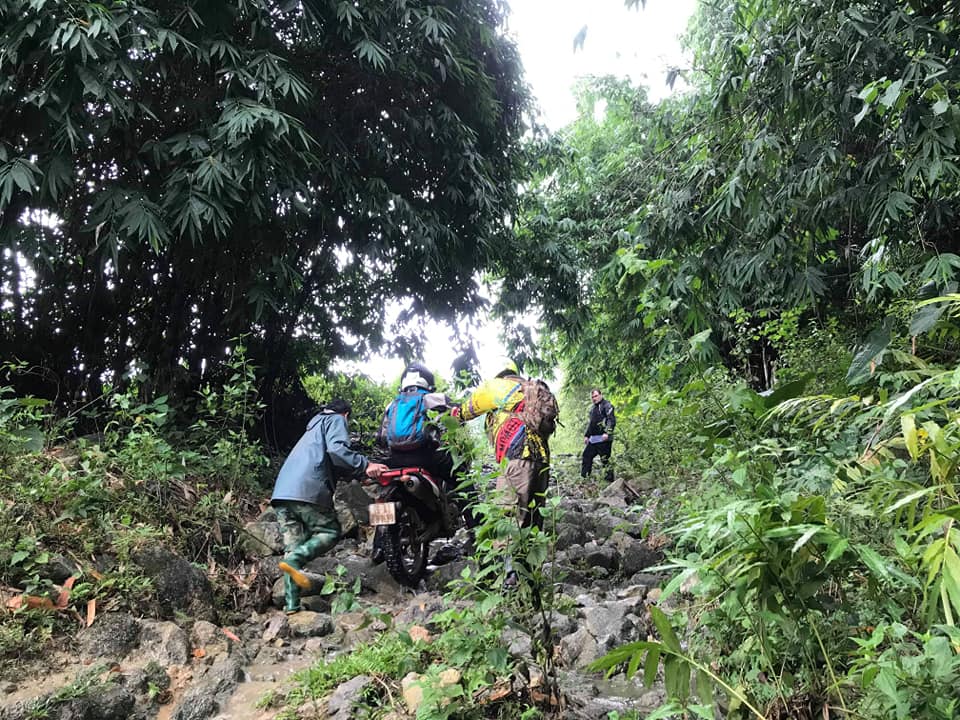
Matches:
[401,474,440,505]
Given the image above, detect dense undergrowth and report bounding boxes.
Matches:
[588,308,960,719]
[6,310,960,720]
[0,346,272,675]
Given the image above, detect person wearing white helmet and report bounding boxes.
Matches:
[371,362,474,564]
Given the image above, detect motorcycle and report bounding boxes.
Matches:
[367,467,461,587]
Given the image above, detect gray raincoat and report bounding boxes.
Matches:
[271,411,369,509]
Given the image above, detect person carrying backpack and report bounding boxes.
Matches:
[371,362,475,564]
[376,362,458,481]
[454,360,559,531]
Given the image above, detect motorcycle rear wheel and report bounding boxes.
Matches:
[383,505,429,587]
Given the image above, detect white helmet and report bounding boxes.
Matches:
[400,362,434,391]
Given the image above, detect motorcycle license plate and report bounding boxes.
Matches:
[369,502,397,526]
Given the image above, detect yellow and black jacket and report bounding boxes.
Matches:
[459,375,549,464]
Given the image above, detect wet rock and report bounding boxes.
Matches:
[39,554,79,585]
[560,668,667,720]
[329,611,381,648]
[2,684,140,720]
[503,628,531,657]
[259,555,284,584]
[171,655,244,720]
[262,613,290,642]
[584,543,618,571]
[616,583,652,600]
[424,559,468,592]
[242,521,284,557]
[595,480,631,509]
[581,599,643,641]
[190,620,228,656]
[79,612,141,661]
[555,522,589,551]
[616,545,663,577]
[306,553,404,599]
[287,612,334,638]
[559,627,598,668]
[395,594,446,626]
[335,481,374,525]
[327,675,373,720]
[133,546,216,622]
[626,571,667,591]
[138,620,190,666]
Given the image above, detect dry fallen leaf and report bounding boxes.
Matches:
[221,627,241,643]
[192,647,206,659]
[86,599,97,627]
[6,594,56,611]
[55,576,77,609]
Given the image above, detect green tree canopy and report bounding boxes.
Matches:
[0,0,530,426]
[503,0,960,390]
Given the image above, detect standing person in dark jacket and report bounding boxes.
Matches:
[581,388,616,483]
[272,399,388,613]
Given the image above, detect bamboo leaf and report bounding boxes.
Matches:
[649,605,681,654]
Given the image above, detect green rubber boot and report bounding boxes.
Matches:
[283,574,302,614]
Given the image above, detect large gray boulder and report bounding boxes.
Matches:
[241,520,284,557]
[138,620,190,666]
[326,675,374,720]
[133,546,216,622]
[78,613,141,661]
[0,684,140,720]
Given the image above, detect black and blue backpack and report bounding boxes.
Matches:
[384,388,429,451]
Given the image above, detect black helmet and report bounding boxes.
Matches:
[400,361,435,391]
[322,398,352,415]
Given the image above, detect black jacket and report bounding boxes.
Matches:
[584,399,616,438]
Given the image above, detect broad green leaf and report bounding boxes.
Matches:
[901,414,919,460]
[649,605,681,654]
[791,526,820,554]
[879,79,903,108]
[643,646,660,687]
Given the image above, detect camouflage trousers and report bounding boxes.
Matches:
[274,500,341,610]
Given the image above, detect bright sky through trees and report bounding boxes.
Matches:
[347,0,696,382]
[510,0,696,128]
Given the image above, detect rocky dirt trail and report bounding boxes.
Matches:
[1,479,671,720]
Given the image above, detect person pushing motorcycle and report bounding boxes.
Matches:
[271,399,388,613]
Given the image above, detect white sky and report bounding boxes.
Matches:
[509,0,697,129]
[338,0,696,383]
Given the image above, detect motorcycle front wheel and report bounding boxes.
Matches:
[382,504,429,587]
